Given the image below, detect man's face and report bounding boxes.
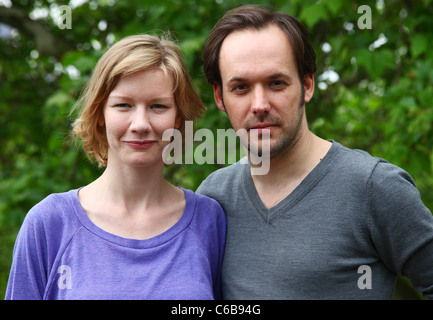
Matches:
[213,24,314,158]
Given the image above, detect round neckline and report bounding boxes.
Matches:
[68,187,195,249]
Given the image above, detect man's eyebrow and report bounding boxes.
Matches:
[227,73,294,84]
[268,72,294,81]
[227,77,247,84]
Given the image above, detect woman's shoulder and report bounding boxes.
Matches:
[184,188,225,217]
[180,188,226,250]
[181,188,226,235]
[22,189,82,235]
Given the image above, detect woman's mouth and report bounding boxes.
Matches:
[124,140,155,149]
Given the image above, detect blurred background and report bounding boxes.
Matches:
[0,0,432,299]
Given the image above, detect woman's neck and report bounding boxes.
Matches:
[84,160,173,214]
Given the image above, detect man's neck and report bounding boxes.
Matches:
[250,131,331,209]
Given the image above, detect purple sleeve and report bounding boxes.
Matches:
[213,204,226,299]
[191,193,227,299]
[6,208,49,299]
[5,194,67,300]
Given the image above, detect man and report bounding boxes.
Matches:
[196,5,433,299]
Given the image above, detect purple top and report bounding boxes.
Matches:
[5,188,226,300]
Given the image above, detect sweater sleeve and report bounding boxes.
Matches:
[5,193,69,300]
[5,204,50,299]
[190,192,227,300]
[368,160,433,298]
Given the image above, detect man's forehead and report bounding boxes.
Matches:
[218,25,296,79]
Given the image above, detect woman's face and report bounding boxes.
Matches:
[101,68,181,168]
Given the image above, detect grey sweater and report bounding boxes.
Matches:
[197,141,433,299]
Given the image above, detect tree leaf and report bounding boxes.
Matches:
[299,3,329,29]
[411,34,428,58]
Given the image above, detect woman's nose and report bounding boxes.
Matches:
[130,107,151,134]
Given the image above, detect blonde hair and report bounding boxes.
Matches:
[71,34,205,167]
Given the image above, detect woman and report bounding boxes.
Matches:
[6,34,226,300]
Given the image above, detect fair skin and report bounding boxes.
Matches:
[78,68,185,240]
[213,25,331,209]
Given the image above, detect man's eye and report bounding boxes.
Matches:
[231,84,248,93]
[271,81,285,86]
[270,81,287,89]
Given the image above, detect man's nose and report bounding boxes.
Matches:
[250,86,270,115]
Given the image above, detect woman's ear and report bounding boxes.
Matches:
[174,113,183,130]
[98,109,105,127]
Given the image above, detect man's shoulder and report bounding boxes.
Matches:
[333,141,385,175]
[332,141,417,189]
[196,159,247,197]
[335,141,380,164]
[201,158,246,183]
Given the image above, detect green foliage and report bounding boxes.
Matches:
[0,0,431,299]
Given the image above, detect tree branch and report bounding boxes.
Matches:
[0,6,61,57]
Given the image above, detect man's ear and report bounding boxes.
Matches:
[212,81,226,112]
[303,74,315,104]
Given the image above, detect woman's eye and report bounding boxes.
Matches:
[114,103,131,108]
[150,104,167,110]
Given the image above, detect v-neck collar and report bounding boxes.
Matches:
[241,140,339,223]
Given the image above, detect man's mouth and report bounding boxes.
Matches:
[248,123,275,133]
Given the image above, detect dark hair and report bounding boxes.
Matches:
[203,5,317,85]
